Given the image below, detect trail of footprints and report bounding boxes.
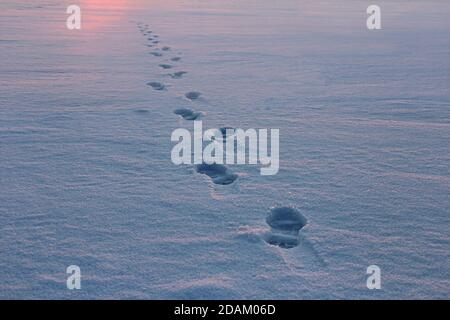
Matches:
[137,22,238,187]
[137,22,307,249]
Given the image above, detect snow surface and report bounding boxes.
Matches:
[0,0,449,299]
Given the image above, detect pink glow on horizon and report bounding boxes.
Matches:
[78,0,129,30]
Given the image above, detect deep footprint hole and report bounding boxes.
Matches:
[174,108,202,120]
[195,163,238,185]
[169,71,187,79]
[159,64,172,69]
[147,82,165,90]
[185,91,201,100]
[265,207,307,249]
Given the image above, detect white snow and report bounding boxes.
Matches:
[0,0,449,299]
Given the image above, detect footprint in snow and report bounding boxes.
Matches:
[264,207,307,249]
[185,91,201,101]
[147,82,165,90]
[169,71,187,79]
[195,163,238,185]
[134,109,149,115]
[218,127,236,142]
[159,64,173,69]
[150,51,163,57]
[173,108,202,120]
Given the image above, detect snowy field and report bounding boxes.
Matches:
[0,0,449,299]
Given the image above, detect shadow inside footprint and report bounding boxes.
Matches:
[162,46,171,51]
[169,71,187,79]
[220,127,236,140]
[209,127,236,143]
[171,57,181,62]
[134,109,149,114]
[147,82,165,90]
[150,51,163,57]
[159,64,173,69]
[174,108,201,120]
[195,163,238,185]
[264,207,307,249]
[185,91,201,100]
